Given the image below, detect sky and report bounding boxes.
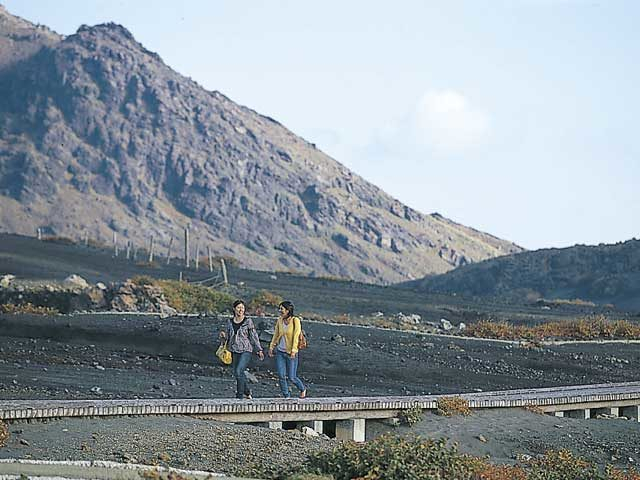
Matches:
[4,0,639,250]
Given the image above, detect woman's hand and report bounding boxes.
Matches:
[290,352,297,359]
[258,351,265,361]
[218,331,226,339]
[268,348,274,358]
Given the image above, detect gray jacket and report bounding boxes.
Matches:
[223,317,263,354]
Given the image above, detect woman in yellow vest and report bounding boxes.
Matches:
[268,300,307,398]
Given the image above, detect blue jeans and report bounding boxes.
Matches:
[275,350,305,398]
[231,352,252,398]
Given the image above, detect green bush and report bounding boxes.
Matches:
[399,405,424,426]
[305,434,476,480]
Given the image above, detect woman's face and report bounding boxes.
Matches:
[278,305,288,317]
[234,303,245,317]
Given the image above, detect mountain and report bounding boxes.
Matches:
[0,6,522,283]
[403,239,640,310]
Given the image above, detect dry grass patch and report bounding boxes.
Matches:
[465,315,640,341]
[0,303,59,315]
[436,396,472,417]
[0,420,8,447]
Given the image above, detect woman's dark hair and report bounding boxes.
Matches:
[279,300,294,318]
[233,299,246,309]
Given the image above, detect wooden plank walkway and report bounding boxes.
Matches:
[2,382,640,421]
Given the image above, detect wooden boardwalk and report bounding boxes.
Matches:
[2,381,640,422]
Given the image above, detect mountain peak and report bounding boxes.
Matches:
[0,4,61,70]
[0,8,523,284]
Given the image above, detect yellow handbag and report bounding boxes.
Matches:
[216,341,232,365]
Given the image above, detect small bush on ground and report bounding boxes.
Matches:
[42,236,76,245]
[436,396,472,417]
[465,315,640,341]
[304,435,477,480]
[249,290,284,314]
[0,420,8,447]
[130,276,234,313]
[0,303,59,315]
[285,438,640,480]
[399,405,424,426]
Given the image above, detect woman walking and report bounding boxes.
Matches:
[219,299,264,399]
[268,300,307,399]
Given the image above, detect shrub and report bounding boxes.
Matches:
[130,276,234,313]
[0,303,59,315]
[464,316,640,341]
[399,405,424,426]
[249,290,284,314]
[42,236,76,245]
[436,396,472,417]
[0,420,8,447]
[305,434,477,480]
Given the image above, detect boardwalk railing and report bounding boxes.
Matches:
[2,382,639,441]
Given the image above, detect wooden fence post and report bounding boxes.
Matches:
[184,227,190,268]
[148,235,155,263]
[194,239,200,270]
[37,228,42,241]
[84,230,89,246]
[126,241,131,260]
[220,258,228,285]
[166,237,174,265]
[207,246,213,273]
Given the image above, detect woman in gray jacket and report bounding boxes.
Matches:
[219,299,264,399]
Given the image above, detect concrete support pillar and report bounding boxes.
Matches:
[553,411,565,418]
[335,418,366,442]
[621,405,640,422]
[268,421,283,430]
[301,420,323,434]
[566,409,590,420]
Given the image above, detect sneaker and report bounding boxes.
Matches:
[299,389,307,399]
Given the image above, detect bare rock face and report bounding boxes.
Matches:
[0,7,522,284]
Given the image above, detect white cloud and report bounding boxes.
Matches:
[410,89,491,153]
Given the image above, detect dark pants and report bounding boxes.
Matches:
[231,351,252,398]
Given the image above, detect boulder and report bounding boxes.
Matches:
[63,274,89,289]
[440,318,453,331]
[0,274,15,288]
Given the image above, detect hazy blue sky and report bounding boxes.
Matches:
[5,0,639,250]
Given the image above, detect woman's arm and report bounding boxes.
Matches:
[247,319,263,353]
[291,316,301,355]
[269,319,280,351]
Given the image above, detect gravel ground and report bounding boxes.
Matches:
[1,312,640,477]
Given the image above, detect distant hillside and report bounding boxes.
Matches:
[403,239,640,311]
[0,5,522,283]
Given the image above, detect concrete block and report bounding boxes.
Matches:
[336,418,366,442]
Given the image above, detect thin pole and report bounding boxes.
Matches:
[184,227,190,268]
[207,246,213,273]
[220,258,228,285]
[166,237,174,265]
[148,235,155,263]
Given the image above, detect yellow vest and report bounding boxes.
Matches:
[269,316,302,354]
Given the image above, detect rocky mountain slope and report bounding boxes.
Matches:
[404,239,640,310]
[0,5,522,283]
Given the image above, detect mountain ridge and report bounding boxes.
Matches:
[0,6,522,283]
[403,239,640,310]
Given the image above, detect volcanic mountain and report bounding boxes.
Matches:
[0,6,522,283]
[403,239,640,310]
